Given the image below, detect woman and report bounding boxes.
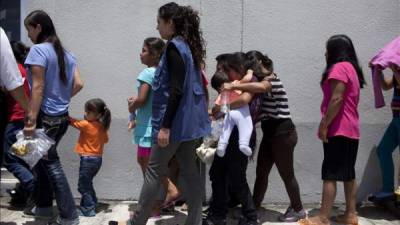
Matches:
[223,50,306,222]
[300,35,365,225]
[109,2,210,225]
[204,52,259,225]
[23,10,84,225]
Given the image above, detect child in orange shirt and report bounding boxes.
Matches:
[69,98,111,217]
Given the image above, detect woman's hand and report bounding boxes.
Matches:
[318,118,328,143]
[158,128,170,147]
[24,116,37,137]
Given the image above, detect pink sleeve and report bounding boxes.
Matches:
[327,62,350,84]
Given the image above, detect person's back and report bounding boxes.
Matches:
[25,42,76,115]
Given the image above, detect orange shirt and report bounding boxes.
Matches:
[69,118,109,156]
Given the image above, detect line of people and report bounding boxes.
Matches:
[1,1,400,225]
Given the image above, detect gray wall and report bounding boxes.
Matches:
[22,0,400,203]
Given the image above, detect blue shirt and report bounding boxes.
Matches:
[133,67,155,147]
[25,43,76,116]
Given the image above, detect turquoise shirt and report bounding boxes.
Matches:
[133,67,155,147]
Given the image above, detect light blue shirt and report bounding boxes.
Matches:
[25,43,76,116]
[133,67,155,147]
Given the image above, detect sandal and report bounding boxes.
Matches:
[298,216,330,225]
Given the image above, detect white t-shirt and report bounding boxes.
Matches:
[0,27,23,90]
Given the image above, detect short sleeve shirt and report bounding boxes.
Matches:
[25,43,76,116]
[321,62,360,139]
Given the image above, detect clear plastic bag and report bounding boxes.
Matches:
[196,119,223,164]
[11,129,55,168]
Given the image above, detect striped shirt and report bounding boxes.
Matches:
[259,75,291,120]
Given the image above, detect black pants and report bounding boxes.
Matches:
[208,126,257,221]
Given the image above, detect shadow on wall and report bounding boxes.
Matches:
[357,146,382,203]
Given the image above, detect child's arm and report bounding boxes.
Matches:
[69,117,88,130]
[128,82,151,113]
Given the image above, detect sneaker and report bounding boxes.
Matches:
[23,206,54,218]
[52,215,80,225]
[369,191,395,201]
[278,206,307,222]
[77,207,96,217]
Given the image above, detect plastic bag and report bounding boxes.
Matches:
[11,129,55,168]
[196,119,223,164]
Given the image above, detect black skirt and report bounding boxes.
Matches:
[322,136,359,181]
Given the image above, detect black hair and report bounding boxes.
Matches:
[224,52,249,76]
[215,53,230,71]
[322,34,366,88]
[24,10,67,84]
[158,2,205,69]
[85,98,111,131]
[245,50,274,80]
[10,41,29,64]
[144,37,165,63]
[211,70,230,92]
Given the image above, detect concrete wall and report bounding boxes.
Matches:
[21,0,400,203]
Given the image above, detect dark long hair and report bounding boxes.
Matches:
[158,2,205,69]
[24,10,67,85]
[246,50,274,80]
[144,37,165,63]
[321,35,366,88]
[85,98,111,131]
[224,52,249,77]
[10,41,29,64]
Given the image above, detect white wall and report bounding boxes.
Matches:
[22,0,400,203]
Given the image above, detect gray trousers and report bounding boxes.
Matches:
[130,139,203,225]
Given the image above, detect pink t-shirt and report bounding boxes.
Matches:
[320,61,360,139]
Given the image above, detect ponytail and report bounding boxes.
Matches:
[85,98,112,131]
[24,10,67,85]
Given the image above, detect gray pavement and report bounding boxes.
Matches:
[0,197,399,225]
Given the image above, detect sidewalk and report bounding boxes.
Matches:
[0,197,399,225]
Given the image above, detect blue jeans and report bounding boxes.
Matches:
[3,120,35,193]
[34,112,78,221]
[78,156,102,213]
[377,117,400,192]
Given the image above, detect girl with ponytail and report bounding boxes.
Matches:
[69,98,110,217]
[23,10,83,224]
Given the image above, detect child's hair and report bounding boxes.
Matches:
[85,98,111,131]
[158,2,205,69]
[321,34,366,88]
[10,41,29,64]
[24,10,67,85]
[211,71,230,92]
[144,37,165,62]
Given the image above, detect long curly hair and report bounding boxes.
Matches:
[158,2,206,69]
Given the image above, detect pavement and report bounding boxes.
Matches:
[0,197,399,225]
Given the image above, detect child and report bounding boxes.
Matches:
[69,98,111,217]
[127,37,179,216]
[211,70,254,157]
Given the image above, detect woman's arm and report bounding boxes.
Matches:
[380,73,393,91]
[128,82,151,113]
[71,67,84,97]
[318,80,346,142]
[224,79,272,93]
[24,65,45,135]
